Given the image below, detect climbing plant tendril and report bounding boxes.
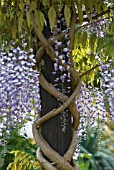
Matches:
[30,12,81,169]
[0,1,114,170]
[31,12,110,169]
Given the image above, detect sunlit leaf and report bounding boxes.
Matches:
[21,164,26,170]
[30,1,37,12]
[42,0,50,7]
[7,163,13,170]
[14,151,23,162]
[22,155,29,165]
[48,6,56,30]
[64,5,71,27]
[34,10,45,33]
[19,3,25,11]
[12,163,17,170]
[16,162,21,170]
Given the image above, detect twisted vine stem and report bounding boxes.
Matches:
[31,12,81,170]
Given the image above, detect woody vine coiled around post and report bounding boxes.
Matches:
[31,11,81,170]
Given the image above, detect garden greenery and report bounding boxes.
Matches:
[0,0,114,169]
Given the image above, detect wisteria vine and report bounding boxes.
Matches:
[0,17,113,164]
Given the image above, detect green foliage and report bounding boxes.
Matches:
[79,157,91,170]
[0,0,114,168]
[48,6,56,30]
[78,128,114,170]
[18,13,23,33]
[7,150,41,170]
[0,128,40,170]
[34,10,45,33]
[0,0,113,44]
[73,25,114,87]
[30,1,37,12]
[77,2,83,24]
[42,0,50,7]
[64,5,71,27]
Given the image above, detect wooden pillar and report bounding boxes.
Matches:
[40,54,73,156]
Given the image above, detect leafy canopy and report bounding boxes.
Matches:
[0,1,114,94]
[0,0,113,43]
[0,1,114,92]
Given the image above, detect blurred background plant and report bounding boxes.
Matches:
[0,127,41,170]
[77,126,114,170]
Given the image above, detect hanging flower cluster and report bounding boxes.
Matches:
[100,61,114,118]
[94,54,114,118]
[74,84,108,159]
[88,18,111,38]
[0,44,40,137]
[50,14,72,132]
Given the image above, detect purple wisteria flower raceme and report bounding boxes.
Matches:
[101,62,114,118]
[95,53,114,118]
[74,84,108,160]
[0,45,41,138]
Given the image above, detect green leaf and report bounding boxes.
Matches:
[74,32,80,48]
[79,160,90,170]
[19,153,28,161]
[82,32,87,47]
[21,164,27,170]
[89,34,96,51]
[42,0,50,7]
[64,5,71,27]
[7,163,13,170]
[18,13,23,33]
[14,151,23,162]
[10,150,19,155]
[90,71,94,86]
[16,162,21,170]
[109,19,114,34]
[26,12,31,28]
[19,2,25,11]
[96,38,104,52]
[48,7,56,30]
[78,6,83,24]
[34,10,45,33]
[22,155,29,165]
[12,25,17,39]
[89,53,95,63]
[11,163,16,170]
[30,1,37,12]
